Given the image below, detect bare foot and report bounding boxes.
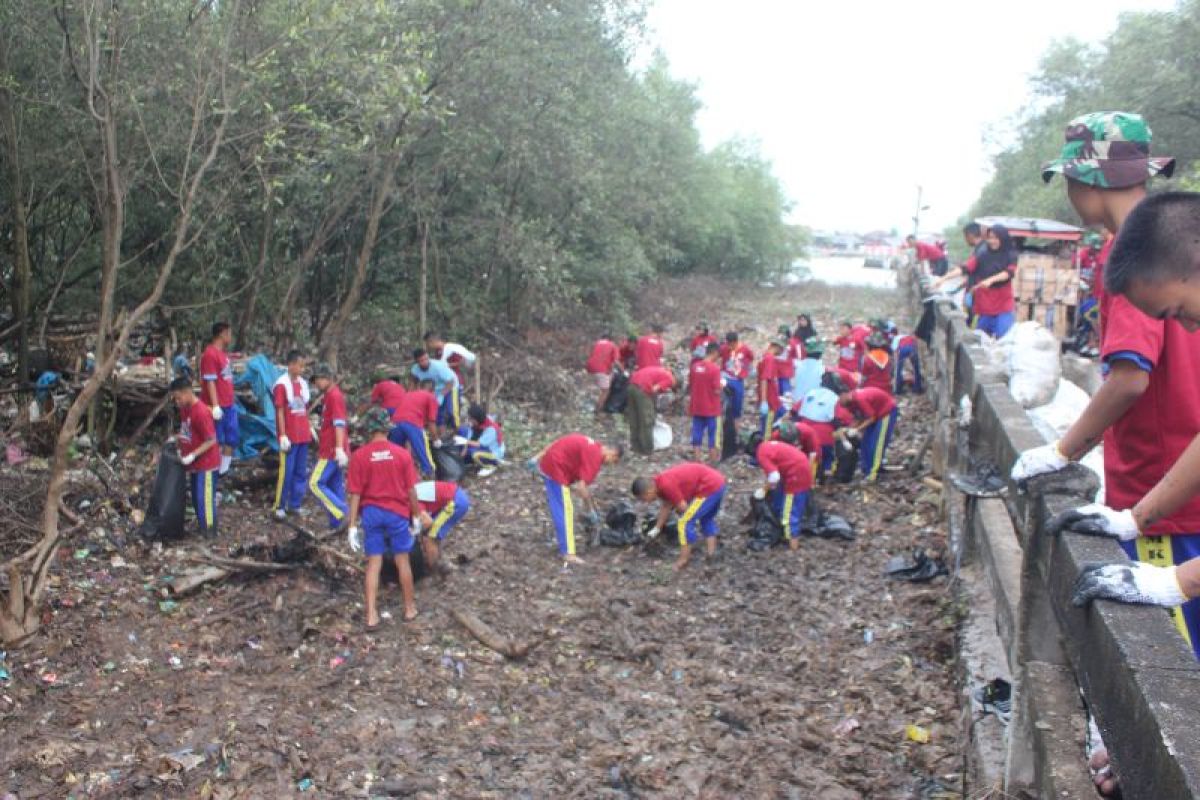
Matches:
[564,554,585,566]
[789,538,800,551]
[1089,749,1119,796]
[402,607,419,622]
[366,613,381,629]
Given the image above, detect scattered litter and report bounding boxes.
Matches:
[885,548,948,583]
[949,461,1007,498]
[832,716,860,737]
[905,724,931,743]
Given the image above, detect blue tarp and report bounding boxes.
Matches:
[233,354,283,459]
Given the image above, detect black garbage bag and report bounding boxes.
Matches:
[950,460,1007,498]
[745,496,783,551]
[433,445,465,482]
[720,387,740,462]
[801,499,856,541]
[915,301,936,344]
[138,442,187,541]
[604,370,629,414]
[380,541,430,582]
[594,501,643,547]
[744,430,764,459]
[885,547,947,583]
[834,437,859,484]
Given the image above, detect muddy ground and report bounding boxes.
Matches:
[0,275,964,799]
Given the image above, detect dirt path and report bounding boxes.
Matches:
[0,275,962,799]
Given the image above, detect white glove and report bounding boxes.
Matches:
[646,526,661,540]
[432,439,443,449]
[1011,441,1069,482]
[759,401,769,415]
[279,435,291,452]
[212,406,223,421]
[412,517,423,536]
[766,471,780,486]
[180,453,196,466]
[752,488,766,500]
[1047,503,1140,542]
[335,448,349,468]
[1072,562,1186,608]
[452,435,469,446]
[347,525,362,554]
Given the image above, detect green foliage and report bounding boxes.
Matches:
[964,1,1200,224]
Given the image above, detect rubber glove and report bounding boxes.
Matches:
[646,526,661,540]
[180,453,196,466]
[752,487,767,500]
[279,435,291,453]
[1072,562,1185,608]
[1010,441,1068,482]
[212,406,223,421]
[347,525,362,554]
[524,457,539,474]
[1047,503,1139,542]
[335,448,349,469]
[759,401,769,415]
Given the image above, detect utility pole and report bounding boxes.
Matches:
[911,185,924,238]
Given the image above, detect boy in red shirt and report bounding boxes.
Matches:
[389,377,439,477]
[199,321,237,475]
[586,333,621,413]
[689,322,717,364]
[635,324,665,369]
[273,350,313,519]
[366,375,406,417]
[619,334,638,371]
[774,325,796,398]
[796,386,841,481]
[754,438,813,550]
[627,365,676,455]
[689,344,723,462]
[720,332,754,419]
[346,408,433,627]
[859,331,894,394]
[171,377,221,537]
[415,479,471,577]
[308,362,349,528]
[890,324,923,394]
[460,403,505,475]
[839,386,899,481]
[632,463,727,571]
[758,338,785,435]
[834,322,863,373]
[528,434,623,565]
[906,235,948,276]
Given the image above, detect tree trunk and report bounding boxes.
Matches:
[0,68,32,399]
[235,181,274,348]
[419,217,429,336]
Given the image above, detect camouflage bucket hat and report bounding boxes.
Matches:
[363,406,392,435]
[1041,111,1175,189]
[804,336,824,356]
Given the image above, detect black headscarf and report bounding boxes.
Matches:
[794,314,817,342]
[975,225,1017,282]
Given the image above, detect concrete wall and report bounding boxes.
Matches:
[909,266,1200,800]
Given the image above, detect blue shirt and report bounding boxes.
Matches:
[411,359,458,397]
[476,426,505,459]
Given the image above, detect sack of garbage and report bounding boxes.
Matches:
[1004,322,1061,408]
[433,446,465,482]
[594,501,643,547]
[745,496,783,551]
[652,420,673,451]
[139,442,187,541]
[604,371,629,414]
[834,436,859,484]
[1027,379,1090,441]
[720,389,741,462]
[885,547,948,583]
[800,499,856,540]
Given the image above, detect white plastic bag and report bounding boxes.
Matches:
[652,420,673,451]
[1026,379,1105,502]
[1005,322,1061,408]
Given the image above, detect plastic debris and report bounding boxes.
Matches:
[297,777,314,791]
[905,724,931,743]
[832,717,860,737]
[158,600,180,614]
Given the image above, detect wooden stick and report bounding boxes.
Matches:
[451,608,533,660]
[186,553,298,572]
[474,356,481,405]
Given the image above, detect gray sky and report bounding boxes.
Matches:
[644,0,1176,234]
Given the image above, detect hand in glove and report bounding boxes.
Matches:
[752,487,767,501]
[646,526,661,540]
[347,525,363,554]
[583,509,601,527]
[452,435,470,446]
[1072,562,1185,608]
[1010,441,1068,482]
[1047,503,1140,541]
[180,453,196,466]
[279,435,291,453]
[335,448,349,469]
[524,457,539,474]
[759,401,769,415]
[212,405,224,421]
[432,438,443,449]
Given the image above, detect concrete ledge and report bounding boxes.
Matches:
[1026,660,1095,798]
[1063,353,1102,396]
[972,497,1022,670]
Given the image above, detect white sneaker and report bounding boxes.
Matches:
[477,467,497,477]
[273,509,286,520]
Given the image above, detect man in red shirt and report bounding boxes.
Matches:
[308,363,349,529]
[758,338,785,435]
[346,408,434,627]
[389,377,439,477]
[839,386,899,481]
[627,365,676,455]
[415,479,471,577]
[273,350,313,519]
[635,324,665,369]
[366,375,406,417]
[774,326,796,398]
[858,331,894,394]
[199,321,237,475]
[755,438,813,550]
[528,434,623,565]
[689,322,717,364]
[720,332,754,419]
[618,334,638,371]
[171,377,221,537]
[632,463,727,571]
[834,322,864,373]
[796,386,841,481]
[586,333,621,413]
[689,344,723,462]
[906,235,948,276]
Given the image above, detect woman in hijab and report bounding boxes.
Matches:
[963,224,1018,338]
[794,313,818,344]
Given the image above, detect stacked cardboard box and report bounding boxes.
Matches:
[1014,253,1078,306]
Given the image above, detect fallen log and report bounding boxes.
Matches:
[451,608,535,660]
[187,553,298,573]
[169,566,231,596]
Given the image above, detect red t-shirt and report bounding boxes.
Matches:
[539,434,605,486]
[392,389,438,428]
[756,440,813,494]
[587,339,620,374]
[795,421,820,456]
[848,387,897,422]
[1095,239,1200,534]
[835,335,863,372]
[630,366,676,394]
[834,405,856,427]
[833,368,860,391]
[689,334,717,362]
[199,345,235,408]
[635,335,664,369]
[914,241,945,261]
[318,384,349,460]
[417,480,459,515]
[370,380,407,410]
[860,350,893,394]
[179,400,220,472]
[347,440,418,517]
[653,463,725,507]
[788,336,806,361]
[806,420,836,449]
[964,255,1016,315]
[619,340,637,368]
[273,379,312,443]
[720,343,755,380]
[689,360,723,417]
[758,356,780,409]
[774,350,795,379]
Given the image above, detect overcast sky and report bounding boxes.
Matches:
[643,0,1176,234]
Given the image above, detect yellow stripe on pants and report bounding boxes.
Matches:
[274,451,288,509]
[1137,536,1193,648]
[421,431,435,472]
[429,501,455,539]
[204,471,215,527]
[782,493,796,539]
[714,415,723,452]
[308,459,345,521]
[562,484,576,556]
[676,497,706,547]
[867,414,892,481]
